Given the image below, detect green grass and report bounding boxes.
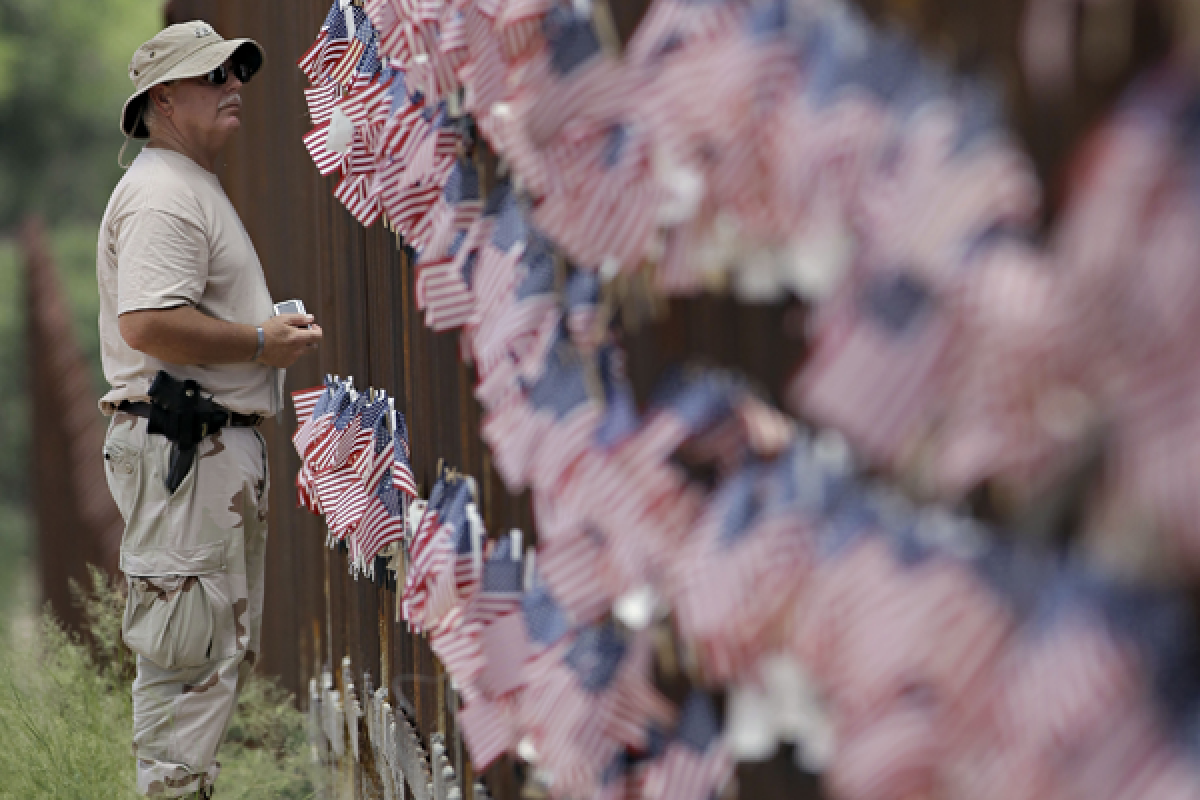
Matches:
[0,504,31,620]
[0,567,325,799]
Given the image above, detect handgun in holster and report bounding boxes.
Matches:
[146,370,229,493]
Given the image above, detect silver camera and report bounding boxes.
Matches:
[272,299,307,317]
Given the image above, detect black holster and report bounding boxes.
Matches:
[146,370,230,493]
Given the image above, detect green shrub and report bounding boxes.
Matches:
[0,566,323,799]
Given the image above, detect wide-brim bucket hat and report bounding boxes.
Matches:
[121,20,265,139]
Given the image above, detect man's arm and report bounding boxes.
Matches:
[119,306,323,368]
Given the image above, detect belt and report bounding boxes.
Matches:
[118,400,264,428]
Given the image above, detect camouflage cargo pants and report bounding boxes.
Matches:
[103,411,269,798]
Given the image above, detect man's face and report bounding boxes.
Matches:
[156,60,243,149]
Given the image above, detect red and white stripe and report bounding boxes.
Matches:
[329,38,368,89]
[303,123,346,175]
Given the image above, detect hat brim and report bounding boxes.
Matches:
[121,38,265,139]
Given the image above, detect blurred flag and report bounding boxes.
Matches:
[642,692,732,800]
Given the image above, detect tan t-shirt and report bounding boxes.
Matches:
[97,147,282,416]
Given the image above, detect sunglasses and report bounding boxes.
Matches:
[202,61,253,86]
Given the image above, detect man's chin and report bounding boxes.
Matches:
[210,118,241,150]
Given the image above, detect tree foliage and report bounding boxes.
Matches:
[0,0,160,229]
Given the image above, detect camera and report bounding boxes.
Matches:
[273,299,307,317]
[273,299,312,328]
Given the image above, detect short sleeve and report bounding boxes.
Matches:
[116,208,210,314]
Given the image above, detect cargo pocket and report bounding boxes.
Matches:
[103,438,142,522]
[121,543,231,671]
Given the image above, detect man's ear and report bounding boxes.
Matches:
[150,85,172,117]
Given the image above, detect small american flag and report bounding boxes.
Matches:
[346,128,378,178]
[454,501,488,609]
[611,369,741,489]
[408,478,472,629]
[307,390,359,471]
[416,246,475,332]
[379,87,426,160]
[310,465,361,519]
[533,123,662,274]
[468,187,524,327]
[825,699,938,800]
[332,394,369,471]
[356,478,408,568]
[440,8,468,70]
[328,6,373,89]
[671,456,813,682]
[433,533,524,692]
[793,269,955,467]
[521,620,626,789]
[335,173,382,226]
[538,525,614,625]
[458,694,518,770]
[504,583,574,717]
[392,409,418,497]
[291,385,327,429]
[298,2,347,83]
[295,383,349,461]
[459,2,508,118]
[480,368,559,491]
[350,21,383,93]
[382,180,444,239]
[425,158,484,261]
[402,472,449,625]
[524,339,604,493]
[363,0,411,62]
[496,0,554,62]
[355,400,397,494]
[346,397,390,476]
[474,233,560,383]
[642,692,732,800]
[303,122,346,175]
[931,244,1074,499]
[475,534,525,623]
[326,470,369,541]
[405,474,465,623]
[528,622,673,797]
[305,81,341,126]
[949,575,1151,800]
[522,7,626,147]
[296,462,318,513]
[340,74,391,127]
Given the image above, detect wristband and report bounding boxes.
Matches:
[252,326,265,362]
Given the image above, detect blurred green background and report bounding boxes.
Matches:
[0,0,161,619]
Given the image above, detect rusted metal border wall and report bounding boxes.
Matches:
[161,3,533,796]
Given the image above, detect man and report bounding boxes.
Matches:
[97,21,323,799]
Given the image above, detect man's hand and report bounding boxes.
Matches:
[258,314,323,368]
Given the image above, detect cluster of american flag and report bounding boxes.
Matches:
[292,377,419,575]
[293,0,1200,797]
